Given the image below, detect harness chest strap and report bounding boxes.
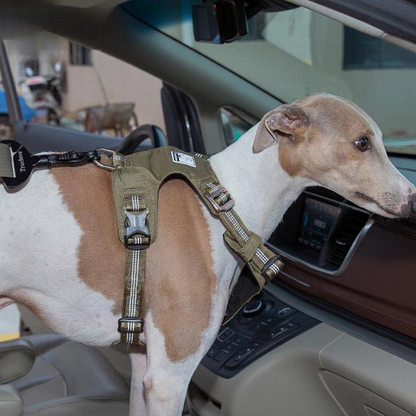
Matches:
[110,146,284,345]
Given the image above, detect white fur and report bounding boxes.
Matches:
[0,171,120,346]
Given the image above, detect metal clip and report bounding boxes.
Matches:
[93,148,122,172]
[124,208,150,249]
[261,255,284,283]
[118,317,144,334]
[205,186,235,212]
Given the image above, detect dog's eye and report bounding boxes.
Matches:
[354,137,370,152]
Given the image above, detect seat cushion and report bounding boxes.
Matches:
[0,339,35,385]
[11,338,129,414]
[19,400,129,416]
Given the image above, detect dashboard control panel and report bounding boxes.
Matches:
[269,191,371,275]
[202,290,319,378]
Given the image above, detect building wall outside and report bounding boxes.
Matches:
[66,49,165,129]
[5,32,166,132]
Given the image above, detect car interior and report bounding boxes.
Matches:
[1,0,416,415]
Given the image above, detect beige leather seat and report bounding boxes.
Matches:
[0,334,129,416]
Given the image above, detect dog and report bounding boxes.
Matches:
[0,93,415,416]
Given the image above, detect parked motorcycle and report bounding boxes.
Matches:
[21,74,63,125]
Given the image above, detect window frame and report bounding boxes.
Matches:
[0,41,22,125]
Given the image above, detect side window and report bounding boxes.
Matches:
[69,42,92,66]
[4,32,165,140]
[220,108,253,146]
[343,28,416,70]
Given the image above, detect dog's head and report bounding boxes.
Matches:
[253,93,416,218]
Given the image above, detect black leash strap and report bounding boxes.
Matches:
[0,140,101,192]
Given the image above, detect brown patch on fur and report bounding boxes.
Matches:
[52,166,125,313]
[278,133,304,177]
[145,179,217,362]
[52,168,216,362]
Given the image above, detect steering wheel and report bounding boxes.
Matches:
[117,124,168,155]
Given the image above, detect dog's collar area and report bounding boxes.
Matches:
[0,140,102,192]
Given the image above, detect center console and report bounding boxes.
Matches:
[201,288,318,378]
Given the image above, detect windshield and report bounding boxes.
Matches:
[125,1,416,156]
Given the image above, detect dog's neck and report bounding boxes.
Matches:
[210,124,312,240]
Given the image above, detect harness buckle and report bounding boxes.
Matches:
[118,317,144,334]
[261,255,284,283]
[124,208,150,250]
[205,186,235,212]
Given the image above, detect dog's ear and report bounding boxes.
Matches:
[252,105,309,153]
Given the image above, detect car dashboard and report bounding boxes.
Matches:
[188,155,416,416]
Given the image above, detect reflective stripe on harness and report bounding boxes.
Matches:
[118,195,149,345]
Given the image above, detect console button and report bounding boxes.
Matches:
[207,346,220,359]
[225,347,255,368]
[214,351,230,363]
[270,325,289,339]
[222,342,237,354]
[260,317,274,326]
[231,336,243,346]
[249,322,264,333]
[270,323,299,339]
[217,328,234,342]
[237,315,253,325]
[277,307,294,318]
[243,300,264,316]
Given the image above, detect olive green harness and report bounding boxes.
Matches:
[110,146,284,345]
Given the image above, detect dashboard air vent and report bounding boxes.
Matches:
[325,210,369,269]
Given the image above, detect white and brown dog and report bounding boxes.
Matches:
[0,93,415,416]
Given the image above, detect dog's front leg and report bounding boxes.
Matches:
[136,293,227,416]
[129,344,148,416]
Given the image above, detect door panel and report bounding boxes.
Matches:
[189,322,416,416]
[14,121,121,153]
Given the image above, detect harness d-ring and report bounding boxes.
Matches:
[93,148,119,172]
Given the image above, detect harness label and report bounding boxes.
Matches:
[171,151,196,168]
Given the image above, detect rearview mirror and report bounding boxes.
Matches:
[192,0,248,44]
